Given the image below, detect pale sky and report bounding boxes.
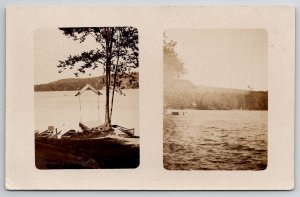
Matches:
[165,29,268,91]
[34,28,105,84]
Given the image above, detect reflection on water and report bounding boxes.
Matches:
[163,110,267,170]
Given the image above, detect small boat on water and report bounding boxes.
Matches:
[165,110,187,115]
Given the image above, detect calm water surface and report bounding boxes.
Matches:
[163,110,267,170]
[35,90,139,137]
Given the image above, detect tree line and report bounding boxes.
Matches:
[34,72,139,91]
[164,80,268,110]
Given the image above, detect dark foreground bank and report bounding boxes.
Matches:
[35,138,139,169]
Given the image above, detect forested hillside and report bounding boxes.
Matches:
[35,72,139,91]
[164,79,268,110]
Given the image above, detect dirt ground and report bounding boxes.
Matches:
[35,137,139,169]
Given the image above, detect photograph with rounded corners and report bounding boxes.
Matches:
[163,29,268,170]
[34,27,139,169]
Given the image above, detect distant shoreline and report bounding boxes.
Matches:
[34,88,139,92]
[34,72,139,92]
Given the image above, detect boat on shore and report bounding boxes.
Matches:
[35,126,61,139]
[61,130,77,139]
[112,124,136,137]
[35,121,138,140]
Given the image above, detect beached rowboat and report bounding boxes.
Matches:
[112,125,135,137]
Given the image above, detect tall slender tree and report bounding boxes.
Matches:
[57,27,139,129]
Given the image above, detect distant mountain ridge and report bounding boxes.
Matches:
[164,79,268,110]
[34,72,139,91]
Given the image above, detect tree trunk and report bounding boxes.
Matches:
[109,30,121,124]
[104,65,110,127]
[110,68,118,123]
[103,27,115,129]
[103,28,112,129]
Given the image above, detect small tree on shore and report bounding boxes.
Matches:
[163,34,185,109]
[163,34,185,80]
[57,27,139,129]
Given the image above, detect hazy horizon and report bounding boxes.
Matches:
[165,29,268,91]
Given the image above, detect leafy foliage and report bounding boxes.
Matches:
[57,27,139,127]
[163,34,185,79]
[57,27,138,76]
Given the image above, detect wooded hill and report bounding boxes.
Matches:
[34,72,139,91]
[164,79,268,110]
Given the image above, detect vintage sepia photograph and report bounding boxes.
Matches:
[163,29,268,170]
[6,6,295,190]
[34,27,139,169]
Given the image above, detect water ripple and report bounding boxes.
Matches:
[164,110,267,170]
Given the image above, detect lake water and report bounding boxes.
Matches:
[163,110,267,170]
[35,89,139,137]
